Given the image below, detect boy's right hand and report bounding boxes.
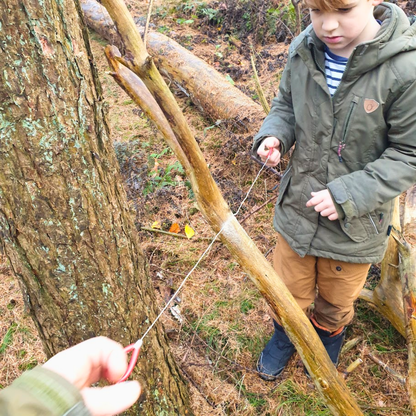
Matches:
[257,136,281,166]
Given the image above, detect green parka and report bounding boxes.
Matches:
[0,366,90,416]
[253,3,416,263]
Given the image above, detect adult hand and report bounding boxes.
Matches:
[43,337,141,416]
[257,136,281,166]
[306,189,339,221]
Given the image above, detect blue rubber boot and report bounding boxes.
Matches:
[257,321,295,381]
[305,320,346,378]
[312,323,346,366]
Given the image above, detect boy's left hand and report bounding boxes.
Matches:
[306,190,338,221]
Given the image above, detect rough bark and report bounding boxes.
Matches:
[102,0,364,413]
[0,0,191,414]
[80,0,265,131]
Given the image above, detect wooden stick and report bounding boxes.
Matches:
[143,0,154,46]
[341,337,362,355]
[360,406,410,414]
[141,227,220,242]
[366,352,406,385]
[240,194,278,224]
[250,53,270,114]
[141,226,189,239]
[342,358,363,378]
[100,0,364,413]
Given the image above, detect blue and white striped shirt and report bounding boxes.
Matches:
[324,47,348,96]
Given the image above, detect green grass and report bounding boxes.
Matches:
[18,359,38,372]
[0,323,17,354]
[355,300,405,350]
[274,380,331,415]
[245,391,267,410]
[240,298,254,314]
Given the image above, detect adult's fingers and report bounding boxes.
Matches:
[82,381,141,416]
[43,337,128,388]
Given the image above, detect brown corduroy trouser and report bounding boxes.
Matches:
[273,233,371,332]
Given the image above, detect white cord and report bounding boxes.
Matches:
[139,153,272,343]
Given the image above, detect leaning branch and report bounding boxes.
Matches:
[101,0,364,413]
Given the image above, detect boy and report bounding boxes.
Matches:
[253,0,416,380]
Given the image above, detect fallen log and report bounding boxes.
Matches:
[102,0,364,413]
[80,0,265,131]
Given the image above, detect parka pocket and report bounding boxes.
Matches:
[340,205,392,243]
[340,217,370,243]
[276,166,292,206]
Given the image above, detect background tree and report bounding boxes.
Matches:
[0,0,191,414]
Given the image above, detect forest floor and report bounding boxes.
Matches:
[1,0,416,414]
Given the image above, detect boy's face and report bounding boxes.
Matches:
[307,0,383,57]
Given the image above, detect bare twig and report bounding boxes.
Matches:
[360,405,410,414]
[366,352,406,385]
[143,0,154,46]
[250,53,270,114]
[150,264,187,277]
[290,0,302,35]
[141,226,220,242]
[277,18,294,39]
[240,194,278,225]
[180,367,217,408]
[141,226,189,239]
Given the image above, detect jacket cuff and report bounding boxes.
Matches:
[10,366,90,416]
[327,178,359,219]
[327,188,345,220]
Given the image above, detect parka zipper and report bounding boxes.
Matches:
[338,97,359,162]
[368,214,379,235]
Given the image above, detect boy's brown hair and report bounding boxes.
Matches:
[302,0,351,12]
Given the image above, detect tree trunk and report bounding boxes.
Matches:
[400,185,416,414]
[0,0,191,414]
[80,0,265,131]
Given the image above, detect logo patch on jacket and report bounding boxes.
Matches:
[364,99,379,114]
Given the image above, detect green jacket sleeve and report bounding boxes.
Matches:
[0,366,91,416]
[252,49,296,156]
[327,80,416,219]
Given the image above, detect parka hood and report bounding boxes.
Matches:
[295,3,416,77]
[373,3,416,61]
